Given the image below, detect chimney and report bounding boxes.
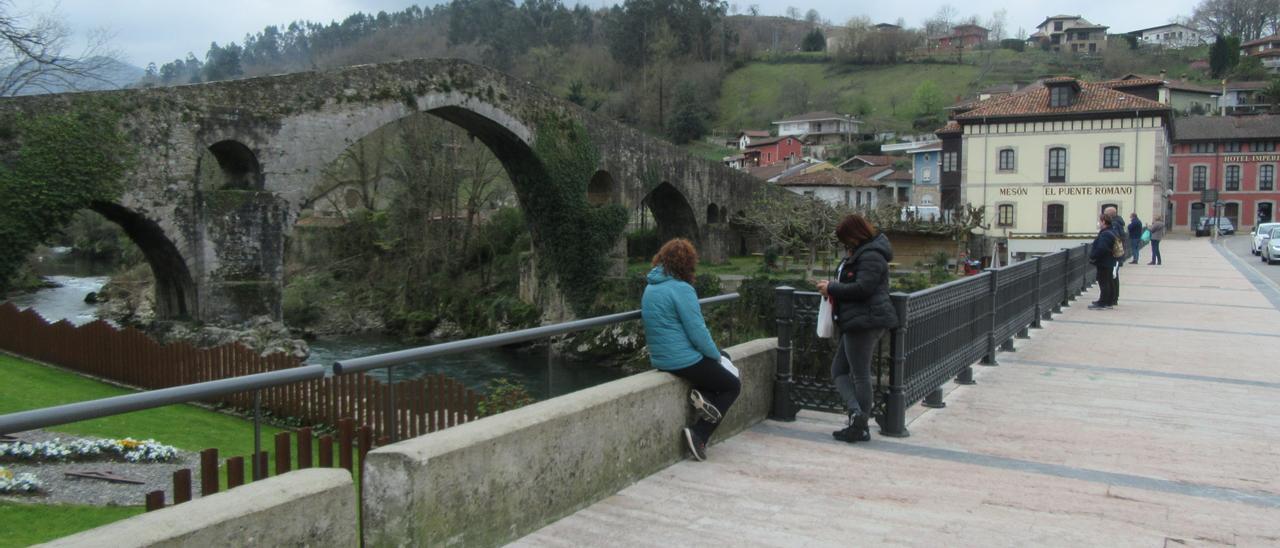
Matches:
[1158,70,1167,81]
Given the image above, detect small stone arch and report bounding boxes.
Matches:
[207,140,264,190]
[706,203,721,224]
[588,170,615,206]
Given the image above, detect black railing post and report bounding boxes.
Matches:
[1059,249,1071,311]
[980,269,999,366]
[1031,256,1043,329]
[252,389,263,481]
[881,293,909,438]
[1080,244,1091,293]
[922,387,946,408]
[770,286,797,422]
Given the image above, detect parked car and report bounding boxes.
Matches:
[1195,217,1235,237]
[1264,226,1280,265]
[1253,222,1280,254]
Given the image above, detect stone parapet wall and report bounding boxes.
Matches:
[37,468,357,548]
[361,337,778,547]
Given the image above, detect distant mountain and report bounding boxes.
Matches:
[4,56,145,96]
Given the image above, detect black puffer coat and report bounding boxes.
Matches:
[828,233,899,332]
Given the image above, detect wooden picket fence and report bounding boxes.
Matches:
[147,420,373,511]
[0,303,483,441]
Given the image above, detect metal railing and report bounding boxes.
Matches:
[0,293,739,450]
[772,245,1094,437]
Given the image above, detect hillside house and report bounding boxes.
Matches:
[1111,73,1219,115]
[776,169,887,209]
[1218,81,1273,115]
[730,130,771,149]
[743,135,802,167]
[934,24,989,50]
[906,143,943,208]
[1127,23,1204,49]
[1029,15,1109,54]
[1241,34,1280,73]
[772,111,861,158]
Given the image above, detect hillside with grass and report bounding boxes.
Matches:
[710,45,1215,137]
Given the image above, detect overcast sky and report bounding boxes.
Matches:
[21,0,1203,68]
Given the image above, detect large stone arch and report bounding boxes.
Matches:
[88,201,196,320]
[643,182,700,247]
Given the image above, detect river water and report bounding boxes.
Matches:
[4,250,626,400]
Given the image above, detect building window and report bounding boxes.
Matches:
[1168,165,1176,191]
[1226,165,1240,191]
[943,152,958,172]
[1224,142,1242,153]
[1046,204,1065,234]
[844,190,851,206]
[1261,165,1275,191]
[1192,143,1215,153]
[1192,166,1207,190]
[1102,146,1121,169]
[997,204,1014,226]
[1255,142,1277,152]
[1054,21,1063,31]
[998,149,1015,171]
[922,167,932,182]
[1047,147,1067,182]
[1049,87,1073,107]
[802,190,815,197]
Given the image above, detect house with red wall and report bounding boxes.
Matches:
[1168,115,1280,231]
[744,135,802,167]
[935,24,989,49]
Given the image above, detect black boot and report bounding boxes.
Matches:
[832,412,871,443]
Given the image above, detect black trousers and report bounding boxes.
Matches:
[1096,263,1117,306]
[668,356,741,440]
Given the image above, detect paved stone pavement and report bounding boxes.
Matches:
[513,239,1280,547]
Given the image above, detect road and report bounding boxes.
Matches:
[1219,233,1280,291]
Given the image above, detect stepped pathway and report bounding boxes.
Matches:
[513,238,1280,547]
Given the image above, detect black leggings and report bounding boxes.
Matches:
[667,356,741,440]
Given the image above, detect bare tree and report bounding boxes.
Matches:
[805,9,821,25]
[0,1,122,96]
[1192,0,1280,42]
[786,6,802,20]
[987,9,1007,41]
[923,4,958,39]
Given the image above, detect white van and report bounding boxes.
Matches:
[901,206,941,221]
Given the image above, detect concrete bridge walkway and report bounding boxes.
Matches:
[514,238,1280,547]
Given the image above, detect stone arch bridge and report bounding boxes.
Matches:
[0,58,778,323]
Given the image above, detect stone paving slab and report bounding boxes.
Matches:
[514,239,1280,547]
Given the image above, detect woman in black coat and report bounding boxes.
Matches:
[1090,213,1120,309]
[816,214,899,443]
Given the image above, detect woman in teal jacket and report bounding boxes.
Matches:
[641,238,740,462]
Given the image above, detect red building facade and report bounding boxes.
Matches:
[745,136,802,167]
[1168,116,1280,230]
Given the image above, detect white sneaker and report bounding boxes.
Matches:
[689,389,722,423]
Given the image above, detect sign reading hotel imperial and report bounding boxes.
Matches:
[937,76,1172,258]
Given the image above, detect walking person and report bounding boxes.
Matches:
[1090,214,1120,309]
[1127,213,1144,265]
[1105,206,1124,304]
[641,238,740,462]
[1147,216,1165,265]
[816,214,899,444]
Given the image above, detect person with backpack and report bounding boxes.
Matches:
[1147,217,1165,265]
[816,214,898,444]
[1105,206,1124,305]
[641,238,740,462]
[1090,213,1121,309]
[1127,213,1144,265]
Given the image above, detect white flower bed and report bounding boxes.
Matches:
[0,466,42,493]
[0,438,178,463]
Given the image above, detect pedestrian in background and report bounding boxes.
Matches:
[1105,206,1124,305]
[641,238,740,462]
[1127,213,1144,265]
[1090,213,1119,309]
[817,214,898,444]
[1147,216,1165,265]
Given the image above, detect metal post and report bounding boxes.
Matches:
[1031,256,1043,329]
[770,286,797,421]
[385,367,397,443]
[981,269,999,366]
[1058,248,1071,311]
[956,365,976,385]
[1080,244,1091,293]
[922,387,946,408]
[882,293,909,438]
[252,389,262,481]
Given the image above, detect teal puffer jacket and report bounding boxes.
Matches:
[641,266,720,370]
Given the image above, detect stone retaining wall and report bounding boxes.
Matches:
[361,337,778,547]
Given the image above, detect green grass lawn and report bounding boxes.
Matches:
[0,353,361,544]
[681,140,738,162]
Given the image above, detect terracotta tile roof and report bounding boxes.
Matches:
[851,154,897,166]
[1242,33,1280,47]
[776,169,860,188]
[1098,77,1165,88]
[935,121,962,135]
[883,169,914,182]
[1173,115,1280,142]
[850,165,894,180]
[953,78,1169,120]
[739,130,770,137]
[747,163,789,180]
[1225,80,1270,91]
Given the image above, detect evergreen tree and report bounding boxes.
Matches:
[1209,35,1241,78]
[203,42,244,82]
[801,28,826,52]
[667,81,706,144]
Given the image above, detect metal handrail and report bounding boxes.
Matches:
[0,365,326,435]
[334,293,740,375]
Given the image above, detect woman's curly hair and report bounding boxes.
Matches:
[652,238,698,284]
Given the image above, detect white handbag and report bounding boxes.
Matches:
[816,297,835,339]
